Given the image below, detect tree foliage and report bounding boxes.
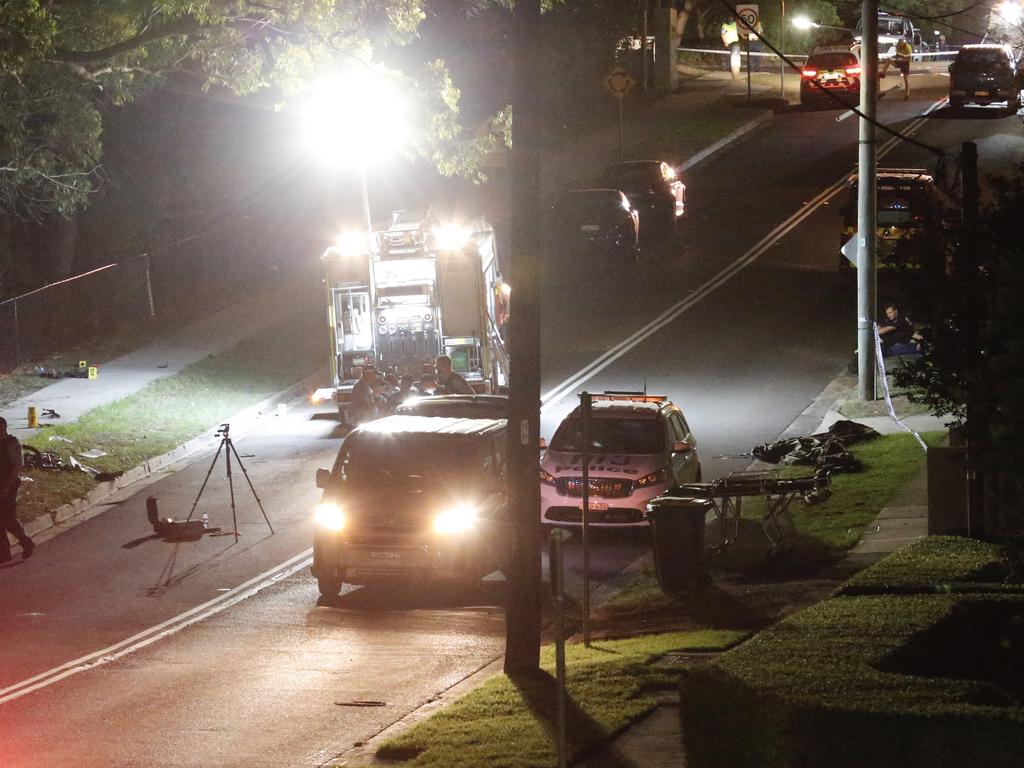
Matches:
[896,169,1024,531]
[0,0,497,219]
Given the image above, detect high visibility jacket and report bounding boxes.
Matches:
[721,21,739,46]
[895,40,912,60]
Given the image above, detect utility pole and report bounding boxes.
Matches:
[504,0,543,675]
[857,0,879,401]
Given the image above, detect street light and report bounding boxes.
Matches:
[297,68,409,245]
[791,16,852,33]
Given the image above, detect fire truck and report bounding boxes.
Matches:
[316,211,510,418]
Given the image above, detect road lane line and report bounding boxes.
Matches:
[540,100,943,412]
[0,549,313,705]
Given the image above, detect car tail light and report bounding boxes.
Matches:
[845,65,861,76]
[539,468,557,486]
[801,69,817,78]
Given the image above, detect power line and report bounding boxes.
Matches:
[719,0,945,157]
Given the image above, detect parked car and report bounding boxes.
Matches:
[396,394,508,420]
[312,415,509,597]
[601,160,685,234]
[539,392,701,529]
[839,168,948,280]
[551,189,640,262]
[948,44,1021,109]
[800,46,861,108]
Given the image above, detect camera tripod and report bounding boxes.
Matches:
[185,423,274,542]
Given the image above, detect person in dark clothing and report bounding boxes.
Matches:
[348,366,383,425]
[434,355,474,395]
[1,417,34,563]
[878,303,919,357]
[386,375,417,413]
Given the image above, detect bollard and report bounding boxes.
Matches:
[27,406,38,428]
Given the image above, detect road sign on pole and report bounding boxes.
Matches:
[736,4,760,39]
[604,67,635,97]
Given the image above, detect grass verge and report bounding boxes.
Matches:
[680,539,1024,768]
[376,630,745,768]
[837,373,934,419]
[17,309,323,524]
[601,431,946,621]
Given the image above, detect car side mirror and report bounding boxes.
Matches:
[672,440,692,454]
[539,437,548,450]
[315,468,331,489]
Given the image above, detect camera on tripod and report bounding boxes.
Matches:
[215,423,231,438]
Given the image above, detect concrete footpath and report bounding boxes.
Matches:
[1,278,312,440]
[591,373,947,768]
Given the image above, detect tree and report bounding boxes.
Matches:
[895,168,1024,536]
[0,0,491,220]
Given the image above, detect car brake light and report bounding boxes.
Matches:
[845,65,861,75]
[801,69,817,78]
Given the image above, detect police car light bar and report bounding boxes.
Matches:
[593,391,667,403]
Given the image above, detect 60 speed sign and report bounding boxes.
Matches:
[735,4,759,39]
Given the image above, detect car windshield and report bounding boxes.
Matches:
[550,416,664,454]
[336,434,486,489]
[605,164,661,188]
[809,53,855,69]
[957,50,1008,67]
[399,403,506,419]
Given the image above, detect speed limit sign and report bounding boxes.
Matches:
[735,4,759,39]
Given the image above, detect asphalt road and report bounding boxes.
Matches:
[2,70,1022,767]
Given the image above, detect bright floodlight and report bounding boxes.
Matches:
[299,69,408,168]
[333,229,373,258]
[792,16,816,31]
[997,1,1024,25]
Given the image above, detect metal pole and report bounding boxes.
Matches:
[12,299,21,368]
[580,391,592,647]
[780,1,786,98]
[857,0,879,401]
[359,163,373,251]
[746,35,752,98]
[143,253,156,317]
[549,530,567,768]
[641,4,649,93]
[961,141,984,537]
[617,96,624,160]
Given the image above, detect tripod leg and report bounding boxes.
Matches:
[184,439,227,523]
[225,439,239,542]
[228,439,275,535]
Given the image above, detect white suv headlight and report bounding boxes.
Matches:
[433,504,477,534]
[315,502,346,531]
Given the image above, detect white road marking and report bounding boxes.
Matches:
[540,98,946,412]
[0,549,313,705]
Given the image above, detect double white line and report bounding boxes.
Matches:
[0,549,313,706]
[541,101,942,412]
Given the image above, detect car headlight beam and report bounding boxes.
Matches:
[315,502,346,531]
[433,503,477,534]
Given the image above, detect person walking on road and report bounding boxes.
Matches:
[721,20,741,79]
[882,36,913,99]
[0,417,34,563]
[434,355,474,395]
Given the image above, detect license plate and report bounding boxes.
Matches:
[823,72,840,81]
[581,501,610,511]
[370,550,403,560]
[580,224,601,232]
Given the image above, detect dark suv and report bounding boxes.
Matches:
[948,44,1021,109]
[312,416,508,597]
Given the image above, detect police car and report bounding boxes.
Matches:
[800,46,861,108]
[539,392,701,528]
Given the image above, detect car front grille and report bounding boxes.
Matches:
[545,506,645,524]
[555,477,634,498]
